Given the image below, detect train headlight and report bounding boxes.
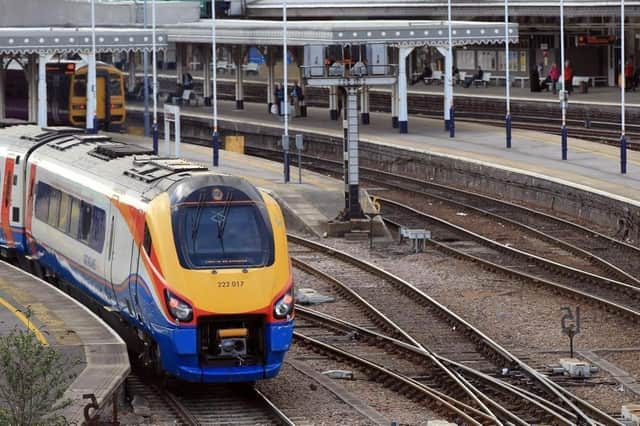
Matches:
[273,288,294,319]
[165,290,193,322]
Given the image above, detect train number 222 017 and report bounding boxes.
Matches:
[217,280,245,288]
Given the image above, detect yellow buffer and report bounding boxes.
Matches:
[225,136,245,154]
[218,328,249,338]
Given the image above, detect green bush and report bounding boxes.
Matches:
[0,310,78,426]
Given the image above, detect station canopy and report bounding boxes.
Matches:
[0,27,168,56]
[166,19,518,47]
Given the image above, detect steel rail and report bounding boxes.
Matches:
[248,145,640,286]
[251,387,297,426]
[293,257,501,422]
[296,305,577,426]
[293,331,487,425]
[379,197,640,321]
[288,234,618,425]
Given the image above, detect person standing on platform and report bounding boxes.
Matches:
[275,83,284,116]
[530,65,541,92]
[564,60,573,95]
[624,60,634,91]
[542,62,560,94]
[291,82,302,117]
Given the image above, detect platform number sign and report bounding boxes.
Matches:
[560,306,581,357]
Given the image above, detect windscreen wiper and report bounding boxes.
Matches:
[217,190,234,240]
[191,191,207,242]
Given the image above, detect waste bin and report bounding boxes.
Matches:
[580,81,588,94]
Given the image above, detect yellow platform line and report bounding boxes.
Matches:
[0,296,48,345]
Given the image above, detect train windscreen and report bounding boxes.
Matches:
[172,186,275,269]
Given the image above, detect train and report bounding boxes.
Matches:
[0,124,294,382]
[5,60,126,131]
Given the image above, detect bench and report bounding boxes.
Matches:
[512,76,529,88]
[474,72,492,87]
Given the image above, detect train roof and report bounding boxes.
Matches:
[0,125,218,204]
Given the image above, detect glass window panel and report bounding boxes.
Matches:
[79,202,92,243]
[69,198,81,238]
[47,190,61,226]
[35,182,51,223]
[57,193,71,232]
[89,206,106,252]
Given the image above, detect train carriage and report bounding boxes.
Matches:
[0,125,294,382]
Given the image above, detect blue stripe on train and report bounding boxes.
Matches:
[32,241,294,383]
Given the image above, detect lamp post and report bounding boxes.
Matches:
[446,0,454,137]
[212,0,220,166]
[505,0,512,148]
[152,0,159,154]
[143,0,150,136]
[560,0,568,160]
[87,0,97,133]
[283,0,290,182]
[621,0,627,174]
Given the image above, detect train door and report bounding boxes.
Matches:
[106,205,138,319]
[0,154,17,256]
[96,77,107,121]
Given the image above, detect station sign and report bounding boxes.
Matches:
[577,35,615,46]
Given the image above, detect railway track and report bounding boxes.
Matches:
[288,234,619,425]
[295,306,577,425]
[247,146,640,286]
[126,373,294,425]
[378,197,640,322]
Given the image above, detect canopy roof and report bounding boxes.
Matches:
[0,28,168,56]
[167,19,519,47]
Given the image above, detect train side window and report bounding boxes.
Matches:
[34,183,51,222]
[89,206,106,252]
[79,202,93,243]
[47,189,61,227]
[73,76,87,97]
[69,197,81,238]
[143,223,152,255]
[57,192,72,233]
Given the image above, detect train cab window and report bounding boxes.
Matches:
[73,76,87,97]
[69,198,81,237]
[57,193,72,233]
[109,74,122,95]
[47,189,61,227]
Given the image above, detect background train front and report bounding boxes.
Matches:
[5,61,126,130]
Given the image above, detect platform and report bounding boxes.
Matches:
[0,262,130,425]
[128,98,640,209]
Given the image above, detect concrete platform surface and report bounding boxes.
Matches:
[0,262,129,425]
[128,98,640,208]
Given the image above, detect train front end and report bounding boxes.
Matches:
[143,174,294,383]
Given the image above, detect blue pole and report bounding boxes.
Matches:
[449,106,455,138]
[506,114,512,148]
[444,118,450,131]
[212,131,220,167]
[621,135,627,174]
[561,125,568,160]
[284,149,290,183]
[152,123,158,155]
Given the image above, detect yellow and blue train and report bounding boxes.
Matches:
[0,124,294,382]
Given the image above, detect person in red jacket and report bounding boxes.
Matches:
[542,62,560,94]
[624,60,635,91]
[564,60,573,94]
